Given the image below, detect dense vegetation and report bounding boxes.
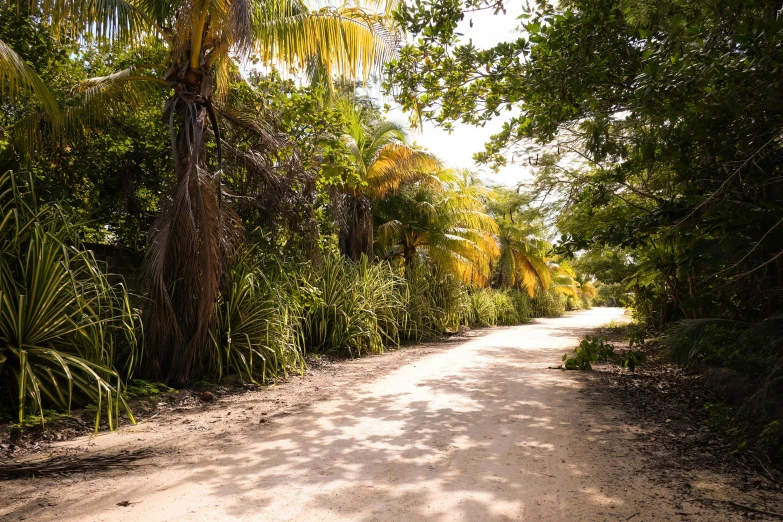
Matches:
[0,0,598,427]
[388,0,783,459]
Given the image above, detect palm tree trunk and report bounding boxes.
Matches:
[142,60,238,384]
[404,244,416,267]
[339,194,374,261]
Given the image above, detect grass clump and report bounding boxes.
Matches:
[300,254,405,357]
[531,290,567,318]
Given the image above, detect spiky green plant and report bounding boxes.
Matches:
[492,291,520,326]
[400,262,467,340]
[506,289,533,323]
[208,250,304,384]
[531,290,567,318]
[468,288,498,327]
[0,171,140,430]
[5,0,400,384]
[301,254,405,357]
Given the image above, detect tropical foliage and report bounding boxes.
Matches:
[387,0,783,462]
[0,0,603,428]
[0,171,139,429]
[331,93,441,260]
[376,169,499,285]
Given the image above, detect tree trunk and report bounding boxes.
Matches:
[142,60,238,384]
[339,194,374,261]
[404,244,416,267]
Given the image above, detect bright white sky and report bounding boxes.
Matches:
[385,3,534,187]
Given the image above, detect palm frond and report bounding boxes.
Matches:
[0,39,60,123]
[366,144,441,198]
[254,5,397,80]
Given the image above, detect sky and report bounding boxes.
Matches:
[385,3,535,187]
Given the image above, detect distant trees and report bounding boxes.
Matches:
[387,0,783,328]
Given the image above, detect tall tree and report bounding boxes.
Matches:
[331,93,440,260]
[375,169,499,285]
[387,0,783,327]
[489,188,552,296]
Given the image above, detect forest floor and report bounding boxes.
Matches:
[2,307,783,521]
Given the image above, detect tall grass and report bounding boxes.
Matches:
[464,288,533,327]
[401,264,468,341]
[0,171,140,429]
[467,288,499,326]
[531,290,567,318]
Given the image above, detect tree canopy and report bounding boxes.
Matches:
[387,0,783,329]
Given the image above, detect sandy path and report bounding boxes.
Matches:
[3,309,718,521]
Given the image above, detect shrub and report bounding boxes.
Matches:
[565,295,582,311]
[492,290,518,326]
[562,336,616,370]
[468,288,498,326]
[401,263,467,341]
[662,318,783,374]
[0,172,140,429]
[300,254,405,356]
[208,250,305,384]
[507,290,533,323]
[531,290,566,318]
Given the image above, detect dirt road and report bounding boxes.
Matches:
[1,309,739,521]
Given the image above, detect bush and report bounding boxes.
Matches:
[0,172,140,429]
[531,290,566,318]
[208,250,305,384]
[562,335,645,372]
[468,288,498,326]
[565,295,582,311]
[401,263,467,341]
[562,335,616,370]
[507,290,533,323]
[300,254,405,357]
[462,288,534,327]
[662,318,783,374]
[492,290,519,325]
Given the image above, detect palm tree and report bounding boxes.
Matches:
[0,39,61,128]
[552,269,597,301]
[6,0,398,383]
[332,93,440,260]
[375,170,499,286]
[489,187,552,296]
[548,261,596,305]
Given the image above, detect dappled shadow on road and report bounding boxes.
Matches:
[61,310,643,521]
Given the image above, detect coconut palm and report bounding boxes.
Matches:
[6,0,399,383]
[0,39,61,129]
[549,261,596,304]
[332,93,440,260]
[495,220,552,296]
[489,187,552,296]
[375,170,499,286]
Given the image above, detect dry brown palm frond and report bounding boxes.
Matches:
[215,101,319,255]
[143,162,244,382]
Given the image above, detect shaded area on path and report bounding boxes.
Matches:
[2,309,747,521]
